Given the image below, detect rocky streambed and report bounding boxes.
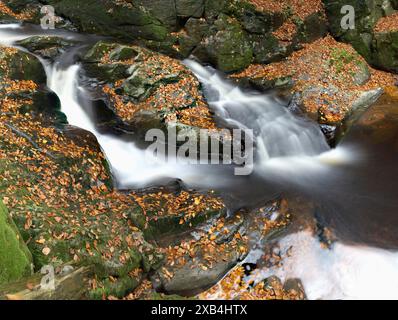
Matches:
[0,0,398,301]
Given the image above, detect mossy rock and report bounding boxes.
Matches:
[0,49,46,84]
[0,201,33,285]
[131,206,226,240]
[82,40,217,142]
[16,36,78,60]
[193,14,253,72]
[43,0,169,41]
[129,189,227,240]
[224,0,286,34]
[373,30,398,73]
[323,0,398,72]
[176,0,205,18]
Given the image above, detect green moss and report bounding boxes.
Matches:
[0,50,46,84]
[88,276,140,299]
[0,200,32,285]
[45,0,168,41]
[211,14,253,72]
[329,48,365,73]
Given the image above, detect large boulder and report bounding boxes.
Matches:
[191,14,254,73]
[323,0,398,73]
[16,36,78,61]
[0,201,33,285]
[373,13,398,72]
[81,41,221,147]
[33,0,327,72]
[153,213,248,295]
[41,0,171,41]
[130,187,227,239]
[183,0,328,72]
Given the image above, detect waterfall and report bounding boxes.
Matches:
[46,63,209,187]
[185,60,330,161]
[2,23,398,301]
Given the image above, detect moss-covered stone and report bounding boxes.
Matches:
[0,48,46,84]
[130,189,227,240]
[82,41,219,140]
[323,0,398,72]
[42,0,169,41]
[0,200,32,285]
[373,30,398,72]
[16,36,77,61]
[193,14,253,73]
[176,0,205,18]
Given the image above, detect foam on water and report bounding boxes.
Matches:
[47,63,207,187]
[244,231,398,300]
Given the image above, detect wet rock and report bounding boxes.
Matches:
[176,0,205,18]
[335,88,384,143]
[16,36,78,61]
[37,0,327,72]
[81,41,225,153]
[0,46,46,84]
[192,14,253,73]
[42,0,171,42]
[129,188,227,240]
[152,213,248,295]
[0,46,66,125]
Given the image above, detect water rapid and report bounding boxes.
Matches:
[2,24,398,300]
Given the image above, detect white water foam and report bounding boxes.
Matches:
[47,64,207,187]
[244,231,398,300]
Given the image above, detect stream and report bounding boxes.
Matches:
[2,23,398,299]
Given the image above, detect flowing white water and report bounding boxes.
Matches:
[242,231,398,300]
[44,60,398,300]
[1,24,398,300]
[185,60,356,178]
[186,60,330,160]
[47,64,209,187]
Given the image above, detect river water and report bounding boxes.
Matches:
[1,23,398,299]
